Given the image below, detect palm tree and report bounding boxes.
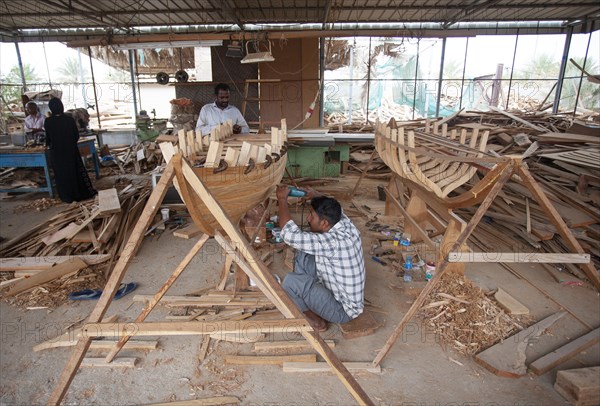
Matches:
[56,56,90,84]
[0,64,41,103]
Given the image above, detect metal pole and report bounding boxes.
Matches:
[348,40,354,125]
[412,40,420,119]
[553,25,573,113]
[459,38,469,110]
[128,49,139,120]
[87,46,102,129]
[505,32,519,110]
[365,37,372,124]
[77,48,86,108]
[319,37,325,127]
[572,32,592,116]
[435,37,446,117]
[14,42,27,93]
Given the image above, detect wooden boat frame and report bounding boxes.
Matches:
[370,118,600,369]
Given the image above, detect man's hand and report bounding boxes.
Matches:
[276,185,290,201]
[232,124,241,134]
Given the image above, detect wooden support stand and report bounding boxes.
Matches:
[47,156,374,406]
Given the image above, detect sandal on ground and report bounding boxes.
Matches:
[68,289,102,300]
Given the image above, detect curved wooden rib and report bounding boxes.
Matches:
[375,120,507,208]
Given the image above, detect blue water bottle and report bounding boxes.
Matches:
[403,255,413,282]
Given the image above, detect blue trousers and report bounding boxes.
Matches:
[282,251,352,324]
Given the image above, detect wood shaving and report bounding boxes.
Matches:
[419,273,530,355]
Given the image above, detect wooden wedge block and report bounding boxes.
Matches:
[554,367,600,406]
[340,309,381,339]
[97,188,121,215]
[494,288,529,315]
[173,224,202,239]
[254,340,335,352]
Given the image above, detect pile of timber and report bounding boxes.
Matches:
[0,179,152,306]
[101,141,164,176]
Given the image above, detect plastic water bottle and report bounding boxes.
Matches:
[400,233,411,247]
[403,255,413,282]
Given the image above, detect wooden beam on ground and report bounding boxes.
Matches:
[225,354,316,365]
[79,320,310,338]
[475,312,566,377]
[150,396,240,406]
[447,252,590,263]
[173,223,202,239]
[372,160,515,367]
[554,367,600,405]
[80,357,136,368]
[253,340,335,352]
[530,328,600,376]
[47,161,176,405]
[283,362,381,374]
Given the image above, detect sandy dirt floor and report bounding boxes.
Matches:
[1,173,598,405]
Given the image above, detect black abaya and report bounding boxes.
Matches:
[44,114,97,203]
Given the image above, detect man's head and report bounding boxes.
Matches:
[214,83,231,109]
[26,101,38,116]
[307,196,342,233]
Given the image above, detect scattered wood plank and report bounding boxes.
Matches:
[80,357,136,368]
[283,362,381,374]
[225,354,316,365]
[530,328,600,375]
[173,224,202,239]
[253,340,336,352]
[150,396,240,406]
[447,252,590,263]
[339,309,381,339]
[97,188,121,216]
[2,257,88,298]
[494,288,529,315]
[475,312,566,377]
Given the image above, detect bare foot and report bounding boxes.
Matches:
[303,310,328,332]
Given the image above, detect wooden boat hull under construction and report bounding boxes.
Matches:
[172,152,287,236]
[374,119,509,209]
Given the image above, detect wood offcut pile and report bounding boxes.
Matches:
[0,177,152,307]
[419,273,530,355]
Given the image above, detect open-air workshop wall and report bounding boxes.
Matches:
[259,38,321,129]
[323,30,599,125]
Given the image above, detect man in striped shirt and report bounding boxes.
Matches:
[276,185,365,332]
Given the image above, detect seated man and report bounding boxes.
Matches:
[195,83,249,136]
[276,185,366,332]
[24,101,46,137]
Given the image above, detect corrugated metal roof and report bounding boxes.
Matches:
[1,0,598,43]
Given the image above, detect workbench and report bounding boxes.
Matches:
[0,136,100,197]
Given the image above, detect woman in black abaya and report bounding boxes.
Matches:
[44,98,97,203]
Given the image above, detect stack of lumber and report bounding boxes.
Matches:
[0,179,152,305]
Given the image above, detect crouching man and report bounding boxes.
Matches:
[276,185,365,332]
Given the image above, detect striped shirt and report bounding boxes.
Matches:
[281,213,365,318]
[195,102,249,136]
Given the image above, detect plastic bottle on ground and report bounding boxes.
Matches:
[403,255,413,282]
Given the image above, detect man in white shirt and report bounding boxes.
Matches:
[24,101,45,136]
[195,83,249,136]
